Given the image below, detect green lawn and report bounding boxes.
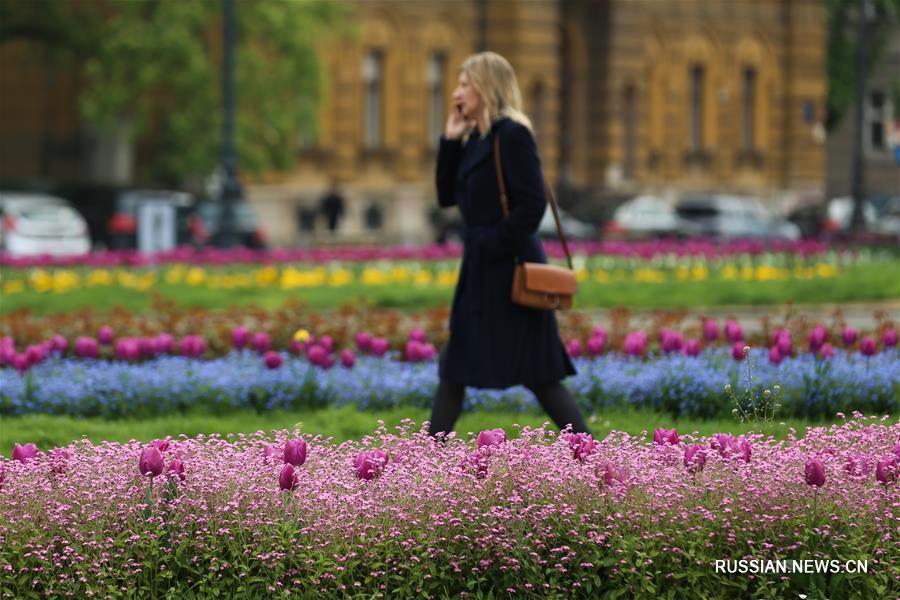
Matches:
[0,405,831,455]
[2,261,898,316]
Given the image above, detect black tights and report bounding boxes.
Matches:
[427,380,592,437]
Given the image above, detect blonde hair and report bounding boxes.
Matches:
[459,51,532,134]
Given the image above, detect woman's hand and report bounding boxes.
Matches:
[444,104,472,140]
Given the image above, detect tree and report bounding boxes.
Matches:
[0,0,350,186]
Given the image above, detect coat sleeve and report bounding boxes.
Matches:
[435,136,464,207]
[477,123,546,259]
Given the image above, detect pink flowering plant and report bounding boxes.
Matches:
[0,415,897,597]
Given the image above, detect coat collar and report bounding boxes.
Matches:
[459,117,511,178]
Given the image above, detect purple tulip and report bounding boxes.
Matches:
[318,335,334,353]
[768,345,782,365]
[841,326,858,346]
[859,336,877,357]
[98,325,114,345]
[725,320,743,344]
[421,343,436,361]
[156,333,174,354]
[711,433,736,456]
[819,343,835,360]
[586,335,606,356]
[355,332,372,352]
[251,332,270,354]
[50,334,68,353]
[340,349,355,368]
[307,345,328,367]
[405,340,424,362]
[564,433,596,461]
[875,457,897,486]
[24,344,45,366]
[624,331,647,357]
[283,439,308,467]
[167,460,186,482]
[653,428,678,446]
[409,328,427,343]
[776,331,792,356]
[477,428,506,449]
[74,336,99,358]
[0,461,4,486]
[883,328,898,348]
[804,458,826,487]
[843,452,872,477]
[139,446,164,477]
[264,351,283,369]
[279,463,299,491]
[684,445,707,473]
[591,326,608,344]
[682,338,701,357]
[13,353,28,375]
[732,342,747,361]
[369,337,389,357]
[178,335,206,358]
[807,325,827,353]
[597,462,628,487]
[0,344,14,366]
[232,326,250,349]
[566,339,583,358]
[149,439,169,453]
[734,436,752,462]
[703,319,720,342]
[660,329,684,353]
[354,449,388,481]
[464,450,489,479]
[12,442,39,463]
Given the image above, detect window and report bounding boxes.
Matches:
[689,64,704,150]
[741,67,756,150]
[363,50,384,148]
[531,82,545,145]
[868,91,888,152]
[427,53,446,146]
[622,84,637,179]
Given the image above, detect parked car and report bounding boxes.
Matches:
[53,185,201,250]
[675,195,801,240]
[192,198,267,249]
[0,192,91,256]
[603,194,686,239]
[823,197,878,233]
[538,206,597,241]
[869,195,900,236]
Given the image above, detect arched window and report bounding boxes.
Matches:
[363,50,384,148]
[531,81,545,145]
[689,64,705,151]
[622,84,637,179]
[427,53,447,147]
[740,66,757,151]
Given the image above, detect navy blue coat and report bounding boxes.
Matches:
[436,117,576,389]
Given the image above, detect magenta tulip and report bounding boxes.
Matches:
[264,351,283,369]
[564,433,596,461]
[167,460,186,482]
[804,458,825,487]
[875,457,897,485]
[807,325,827,353]
[859,336,877,357]
[883,328,898,348]
[0,461,4,485]
[369,337,389,357]
[355,332,372,352]
[464,450,489,479]
[279,463,299,491]
[307,345,327,366]
[566,339,583,358]
[725,320,743,343]
[703,319,720,342]
[405,340,424,362]
[12,443,39,463]
[586,335,606,356]
[232,326,250,349]
[477,428,506,449]
[684,445,707,473]
[841,326,858,346]
[50,334,68,353]
[354,449,388,481]
[819,343,835,360]
[843,452,872,477]
[149,439,169,453]
[734,436,752,462]
[409,328,427,343]
[768,345,782,365]
[732,342,748,361]
[776,331,792,356]
[653,428,678,446]
[711,433,736,456]
[13,353,28,375]
[624,331,647,357]
[893,443,900,462]
[74,336,99,358]
[591,326,608,343]
[283,439,308,467]
[340,349,355,368]
[139,446,164,477]
[318,335,334,353]
[683,338,701,357]
[156,333,174,354]
[251,332,270,354]
[98,325,114,345]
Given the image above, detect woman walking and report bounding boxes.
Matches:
[428,51,591,438]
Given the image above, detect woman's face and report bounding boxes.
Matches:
[452,71,482,120]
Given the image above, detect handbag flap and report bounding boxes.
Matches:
[521,263,577,295]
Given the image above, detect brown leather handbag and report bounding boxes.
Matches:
[493,136,577,310]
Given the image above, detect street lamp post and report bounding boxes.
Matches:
[850,0,868,232]
[217,0,242,248]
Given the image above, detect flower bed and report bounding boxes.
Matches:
[1,416,897,597]
[1,348,896,420]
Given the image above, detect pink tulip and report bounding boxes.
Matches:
[841,326,858,346]
[340,349,355,368]
[139,446,164,477]
[355,332,372,352]
[660,329,684,353]
[564,433,596,461]
[318,335,334,353]
[354,449,388,481]
[703,319,720,342]
[0,345,14,366]
[369,337,389,357]
[875,457,897,486]
[859,336,877,357]
[264,351,282,369]
[232,326,250,349]
[13,353,28,375]
[624,331,647,357]
[167,460,186,482]
[732,342,748,361]
[591,326,608,343]
[12,443,39,463]
[566,339,582,358]
[464,450,489,479]
[156,333,174,354]
[597,462,628,487]
[768,345,782,365]
[409,328,427,343]
[776,331,792,356]
[684,445,707,473]
[50,334,68,353]
[724,320,743,343]
[893,443,900,462]
[421,343,436,361]
[734,436,752,462]
[0,461,4,486]
[251,332,270,354]
[819,343,835,360]
[711,433,735,456]
[807,325,827,353]
[843,452,872,477]
[586,336,605,356]
[279,463,299,491]
[405,340,424,362]
[653,428,678,446]
[74,337,99,358]
[477,428,506,449]
[283,439,307,467]
[804,458,825,487]
[149,439,169,453]
[25,345,45,366]
[307,345,327,367]
[682,338,701,357]
[883,328,898,348]
[98,325,114,345]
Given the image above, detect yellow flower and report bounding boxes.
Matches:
[293,329,311,343]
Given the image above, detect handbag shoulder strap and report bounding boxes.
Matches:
[493,135,573,270]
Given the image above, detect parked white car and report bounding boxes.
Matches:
[825,197,878,232]
[675,194,801,240]
[604,194,686,238]
[0,193,91,256]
